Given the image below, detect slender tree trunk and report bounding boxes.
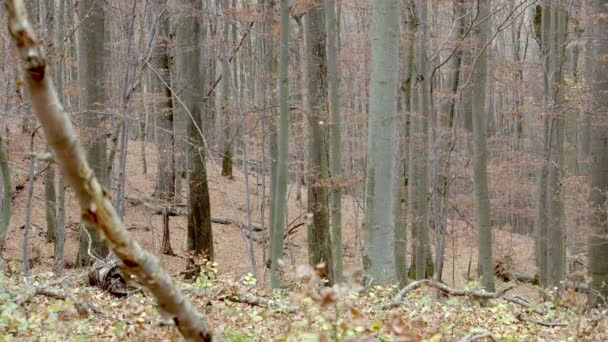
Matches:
[396,2,415,287]
[52,0,66,271]
[414,0,431,281]
[325,0,343,283]
[220,0,233,179]
[24,130,37,276]
[270,0,289,289]
[305,3,333,284]
[153,4,176,202]
[472,0,494,291]
[546,1,567,290]
[0,131,11,247]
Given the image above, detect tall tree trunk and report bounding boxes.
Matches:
[396,1,415,287]
[76,0,109,266]
[174,0,214,258]
[546,1,567,290]
[363,0,400,284]
[153,4,176,202]
[0,130,10,247]
[53,0,66,271]
[220,0,233,179]
[305,3,333,284]
[325,0,343,283]
[414,0,432,281]
[270,0,289,289]
[472,0,494,291]
[587,0,608,307]
[536,1,551,288]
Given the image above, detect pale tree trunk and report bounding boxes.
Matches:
[152,3,176,202]
[53,0,66,271]
[396,1,415,287]
[536,1,551,288]
[0,130,10,248]
[265,0,278,269]
[305,3,333,284]
[175,0,214,258]
[588,0,608,307]
[472,0,494,291]
[76,0,109,266]
[325,0,343,283]
[44,0,56,243]
[4,2,215,337]
[363,0,400,284]
[414,0,431,281]
[546,2,567,290]
[270,0,289,289]
[113,0,138,220]
[24,130,37,276]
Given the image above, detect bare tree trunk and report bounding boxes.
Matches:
[0,132,10,247]
[152,3,176,202]
[325,0,343,283]
[24,130,37,276]
[472,0,494,291]
[363,0,400,284]
[588,0,608,307]
[305,3,334,284]
[5,2,215,339]
[76,0,109,266]
[174,0,214,258]
[270,0,289,289]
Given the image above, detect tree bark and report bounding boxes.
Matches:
[174,0,214,259]
[270,0,290,289]
[152,3,176,202]
[305,2,334,284]
[76,0,109,266]
[588,0,608,307]
[325,0,343,283]
[363,0,400,284]
[472,0,494,291]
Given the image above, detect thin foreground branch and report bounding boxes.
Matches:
[4,1,214,340]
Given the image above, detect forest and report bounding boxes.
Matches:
[0,0,607,340]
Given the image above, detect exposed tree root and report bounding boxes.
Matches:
[379,280,514,310]
[186,288,296,313]
[516,313,567,327]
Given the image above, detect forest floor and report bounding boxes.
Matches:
[1,128,607,341]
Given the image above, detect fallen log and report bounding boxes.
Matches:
[126,197,264,231]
